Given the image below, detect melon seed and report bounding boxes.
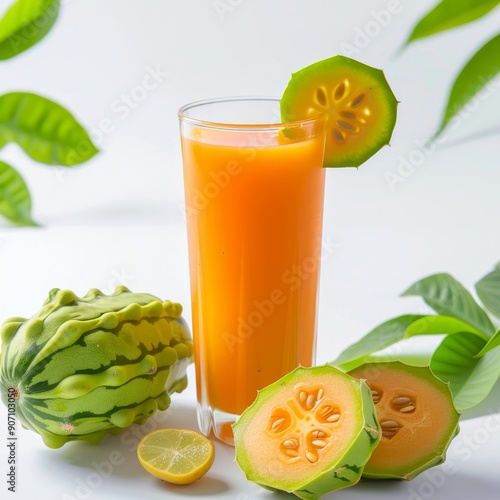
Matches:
[399,404,416,413]
[381,420,401,438]
[392,397,412,406]
[271,418,286,432]
[316,87,327,107]
[306,451,318,463]
[392,396,416,413]
[312,430,326,439]
[326,413,341,423]
[336,120,356,132]
[339,110,356,119]
[381,420,399,429]
[332,128,345,144]
[350,93,365,108]
[308,394,317,409]
[382,430,399,438]
[283,439,299,449]
[312,439,327,448]
[318,405,334,418]
[334,82,346,100]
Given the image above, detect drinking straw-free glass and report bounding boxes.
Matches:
[179,98,326,445]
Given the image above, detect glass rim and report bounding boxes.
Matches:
[177,96,325,131]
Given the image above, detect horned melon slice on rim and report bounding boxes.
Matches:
[233,365,381,499]
[280,55,398,168]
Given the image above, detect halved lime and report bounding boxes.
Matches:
[281,55,398,168]
[137,429,215,485]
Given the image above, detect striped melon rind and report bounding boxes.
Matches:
[233,365,381,499]
[0,286,193,448]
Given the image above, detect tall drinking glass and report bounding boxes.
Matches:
[179,98,326,445]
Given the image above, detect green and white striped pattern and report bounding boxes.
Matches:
[0,286,193,448]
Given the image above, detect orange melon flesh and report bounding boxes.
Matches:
[239,373,358,483]
[233,365,381,498]
[349,362,460,480]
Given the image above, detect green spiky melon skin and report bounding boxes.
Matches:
[0,286,193,449]
[233,365,381,500]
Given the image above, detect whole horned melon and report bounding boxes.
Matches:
[0,287,193,448]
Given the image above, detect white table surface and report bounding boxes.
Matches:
[1,227,499,500]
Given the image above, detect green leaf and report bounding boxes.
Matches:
[0,160,37,226]
[363,351,433,367]
[406,0,500,44]
[404,315,488,341]
[402,273,495,336]
[0,92,98,166]
[0,0,60,60]
[476,328,500,357]
[435,33,500,137]
[332,314,488,371]
[430,332,500,410]
[330,315,425,371]
[475,266,500,318]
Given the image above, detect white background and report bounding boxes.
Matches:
[1,0,500,499]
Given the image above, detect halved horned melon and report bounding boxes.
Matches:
[233,365,380,499]
[349,362,460,480]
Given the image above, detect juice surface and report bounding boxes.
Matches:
[182,128,325,416]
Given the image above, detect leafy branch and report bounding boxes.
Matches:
[331,265,500,412]
[404,0,500,139]
[0,0,97,226]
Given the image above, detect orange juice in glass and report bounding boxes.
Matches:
[179,98,326,444]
